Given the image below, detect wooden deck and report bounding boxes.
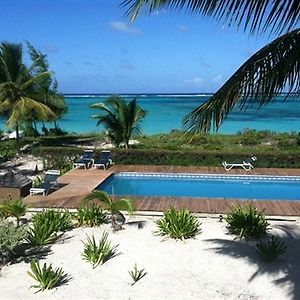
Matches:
[24,165,300,216]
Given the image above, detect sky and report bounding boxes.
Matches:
[1,0,275,94]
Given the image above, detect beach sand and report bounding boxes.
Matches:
[0,215,299,300]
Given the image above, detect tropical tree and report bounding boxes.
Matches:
[0,42,56,139]
[91,96,146,148]
[122,0,300,133]
[0,198,27,227]
[84,190,134,230]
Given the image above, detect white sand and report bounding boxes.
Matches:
[0,216,300,300]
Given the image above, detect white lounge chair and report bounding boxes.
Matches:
[73,150,94,169]
[222,161,253,171]
[30,170,61,196]
[92,150,113,170]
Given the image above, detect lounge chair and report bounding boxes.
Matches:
[73,150,94,169]
[30,170,60,196]
[92,150,113,170]
[222,156,257,171]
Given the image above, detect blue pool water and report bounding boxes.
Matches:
[97,173,300,201]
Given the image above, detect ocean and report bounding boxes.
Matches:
[1,94,300,135]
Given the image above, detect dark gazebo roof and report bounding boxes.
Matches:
[0,170,32,188]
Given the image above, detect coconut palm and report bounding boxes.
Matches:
[84,190,134,230]
[0,42,55,139]
[122,0,300,133]
[91,96,146,148]
[0,198,27,227]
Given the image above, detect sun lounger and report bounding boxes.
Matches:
[30,170,61,196]
[73,150,94,169]
[92,150,113,170]
[222,161,253,171]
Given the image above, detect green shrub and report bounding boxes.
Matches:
[156,207,201,240]
[226,204,270,239]
[0,221,27,265]
[128,264,147,285]
[26,223,57,247]
[33,209,73,232]
[82,232,119,268]
[256,236,287,262]
[0,199,27,227]
[76,205,108,227]
[27,260,69,292]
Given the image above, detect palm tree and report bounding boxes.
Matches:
[122,0,300,133]
[84,190,134,230]
[0,198,27,227]
[0,42,55,139]
[91,96,146,148]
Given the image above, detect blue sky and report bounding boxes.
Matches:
[1,0,274,94]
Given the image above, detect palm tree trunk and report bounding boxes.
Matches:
[16,123,19,140]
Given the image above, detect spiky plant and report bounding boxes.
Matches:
[26,223,57,247]
[76,205,109,227]
[156,206,201,240]
[256,236,287,262]
[27,260,69,292]
[82,232,119,268]
[0,198,27,226]
[226,204,270,239]
[84,190,134,230]
[128,264,147,285]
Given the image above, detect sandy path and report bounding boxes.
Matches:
[0,216,299,300]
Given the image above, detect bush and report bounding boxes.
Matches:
[27,260,69,292]
[0,199,27,227]
[256,236,287,262]
[76,205,108,227]
[0,221,27,265]
[33,209,73,233]
[82,232,119,268]
[156,207,201,240]
[26,223,57,247]
[226,204,270,239]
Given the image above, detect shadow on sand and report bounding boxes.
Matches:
[203,223,300,299]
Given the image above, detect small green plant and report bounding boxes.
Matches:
[27,260,69,292]
[82,232,119,268]
[0,199,27,226]
[226,204,270,239]
[0,221,27,265]
[128,264,147,285]
[76,205,108,227]
[256,236,287,262]
[26,223,57,247]
[32,176,44,187]
[156,206,201,240]
[33,209,72,232]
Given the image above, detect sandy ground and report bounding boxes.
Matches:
[0,216,300,300]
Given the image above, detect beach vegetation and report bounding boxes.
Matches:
[91,96,146,148]
[82,232,119,268]
[76,205,109,227]
[0,42,56,140]
[84,190,134,230]
[27,260,69,292]
[156,206,201,240]
[26,222,57,247]
[128,264,147,285]
[0,221,27,265]
[32,209,73,233]
[123,1,300,134]
[226,204,270,239]
[0,198,27,227]
[256,236,287,262]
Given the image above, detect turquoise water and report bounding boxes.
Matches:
[1,94,300,134]
[97,173,300,201]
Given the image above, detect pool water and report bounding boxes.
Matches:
[96,173,300,201]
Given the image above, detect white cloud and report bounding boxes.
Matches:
[185,77,204,87]
[212,74,223,83]
[109,22,142,35]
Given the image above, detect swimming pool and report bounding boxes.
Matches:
[96,172,300,201]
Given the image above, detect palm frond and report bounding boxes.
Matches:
[112,198,134,214]
[183,28,300,133]
[122,0,300,35]
[84,190,113,206]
